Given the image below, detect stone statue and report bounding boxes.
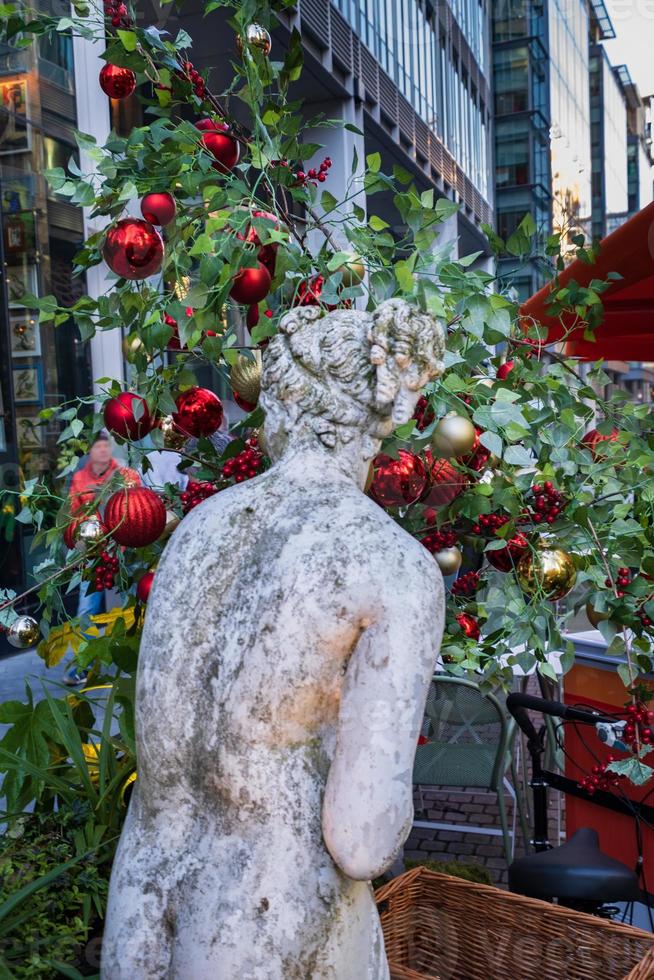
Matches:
[102,298,446,979]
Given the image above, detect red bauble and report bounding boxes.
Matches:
[369,451,426,508]
[99,63,136,100]
[233,391,257,413]
[421,451,467,507]
[136,570,155,603]
[463,428,491,473]
[103,392,153,441]
[456,613,480,641]
[486,532,529,572]
[196,119,240,172]
[582,427,620,459]
[230,263,271,305]
[140,192,176,226]
[173,387,223,438]
[104,487,166,548]
[497,360,514,380]
[102,219,164,280]
[246,303,260,329]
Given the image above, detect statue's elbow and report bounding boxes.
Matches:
[323,821,407,882]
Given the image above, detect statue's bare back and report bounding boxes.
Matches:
[102,300,446,979]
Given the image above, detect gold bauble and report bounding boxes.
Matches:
[337,254,365,287]
[74,517,106,553]
[7,615,40,649]
[122,334,144,360]
[431,414,477,458]
[516,542,577,601]
[161,509,180,540]
[158,415,187,451]
[230,351,262,407]
[586,602,610,629]
[236,23,272,56]
[434,547,463,577]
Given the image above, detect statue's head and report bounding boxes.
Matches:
[260,299,445,462]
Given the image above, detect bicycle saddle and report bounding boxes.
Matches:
[509,827,639,902]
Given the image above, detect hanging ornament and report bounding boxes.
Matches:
[586,602,610,629]
[246,304,260,330]
[103,392,153,441]
[369,451,426,508]
[421,451,467,507]
[456,613,480,641]
[236,23,272,56]
[157,415,188,451]
[74,516,107,553]
[7,615,40,650]
[140,192,176,227]
[64,511,99,550]
[195,118,240,173]
[122,334,145,360]
[173,387,223,438]
[433,547,462,576]
[516,541,577,601]
[136,570,156,603]
[99,63,136,100]
[230,352,262,411]
[230,263,271,305]
[497,360,514,380]
[104,487,167,548]
[102,219,164,280]
[413,395,435,432]
[431,414,477,458]
[336,253,365,287]
[486,532,529,572]
[581,427,620,460]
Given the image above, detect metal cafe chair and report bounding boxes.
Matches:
[413,675,529,864]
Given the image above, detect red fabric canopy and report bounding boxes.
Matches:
[520,202,654,360]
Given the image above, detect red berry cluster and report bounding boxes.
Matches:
[471,513,509,535]
[94,550,120,591]
[528,482,565,524]
[451,570,481,598]
[295,157,332,187]
[421,529,457,554]
[222,440,265,483]
[606,567,631,598]
[624,703,654,748]
[176,61,206,100]
[413,395,435,432]
[104,0,131,28]
[639,608,653,630]
[181,480,219,514]
[579,757,622,795]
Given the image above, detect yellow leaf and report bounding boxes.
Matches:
[38,621,84,668]
[88,607,136,634]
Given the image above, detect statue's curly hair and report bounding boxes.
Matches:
[260,299,445,449]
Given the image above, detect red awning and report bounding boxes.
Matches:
[520,202,654,360]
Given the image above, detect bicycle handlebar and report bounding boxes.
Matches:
[506,691,619,742]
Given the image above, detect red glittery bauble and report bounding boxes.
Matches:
[369,451,426,508]
[102,219,164,280]
[230,263,271,305]
[196,119,240,172]
[456,613,480,641]
[173,387,223,438]
[486,532,529,572]
[421,451,467,507]
[582,427,620,459]
[99,63,136,100]
[103,392,153,441]
[105,487,166,548]
[136,570,155,603]
[140,192,176,226]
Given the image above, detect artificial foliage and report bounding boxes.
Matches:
[1,0,654,963]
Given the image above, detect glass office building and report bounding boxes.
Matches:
[0,2,93,591]
[590,45,629,238]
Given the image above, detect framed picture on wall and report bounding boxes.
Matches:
[10,312,40,358]
[6,263,38,305]
[0,78,30,155]
[16,416,45,449]
[12,364,44,406]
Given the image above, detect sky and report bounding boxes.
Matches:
[603,0,654,95]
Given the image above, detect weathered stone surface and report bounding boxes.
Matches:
[102,299,446,979]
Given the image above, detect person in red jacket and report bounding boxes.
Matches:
[64,433,141,685]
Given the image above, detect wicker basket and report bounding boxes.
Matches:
[375,867,654,980]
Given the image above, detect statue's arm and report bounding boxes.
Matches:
[322,563,444,880]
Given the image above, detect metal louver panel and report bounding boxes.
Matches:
[329,8,352,70]
[39,80,75,121]
[300,0,330,49]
